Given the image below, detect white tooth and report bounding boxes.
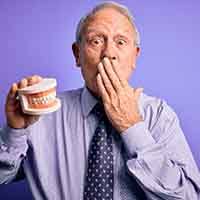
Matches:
[43,98,46,103]
[41,98,45,104]
[37,98,42,104]
[45,96,49,101]
[32,98,36,102]
[44,99,48,104]
[30,98,34,104]
[46,96,50,101]
[40,97,44,103]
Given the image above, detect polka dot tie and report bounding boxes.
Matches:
[84,103,114,200]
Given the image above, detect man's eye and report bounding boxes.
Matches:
[117,39,126,46]
[91,38,103,46]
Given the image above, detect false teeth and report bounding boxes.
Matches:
[18,78,61,115]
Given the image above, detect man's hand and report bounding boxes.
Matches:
[96,57,143,133]
[5,75,43,129]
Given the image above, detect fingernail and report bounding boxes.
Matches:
[98,62,103,69]
[103,57,109,62]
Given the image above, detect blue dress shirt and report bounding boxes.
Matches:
[0,87,200,200]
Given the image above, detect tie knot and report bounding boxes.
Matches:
[92,103,105,119]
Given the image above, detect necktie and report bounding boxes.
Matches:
[83,103,114,200]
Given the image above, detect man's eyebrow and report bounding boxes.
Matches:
[84,29,133,41]
[85,30,131,37]
[115,33,129,38]
[117,30,134,36]
[85,29,105,35]
[87,27,132,33]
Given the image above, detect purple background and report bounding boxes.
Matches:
[0,0,199,199]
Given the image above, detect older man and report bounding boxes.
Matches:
[0,2,200,200]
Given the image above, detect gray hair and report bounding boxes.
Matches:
[75,1,141,47]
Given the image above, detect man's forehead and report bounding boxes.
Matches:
[85,27,134,37]
[86,8,131,24]
[84,18,134,35]
[83,20,135,37]
[79,7,136,41]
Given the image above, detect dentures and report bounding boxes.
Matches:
[18,78,61,115]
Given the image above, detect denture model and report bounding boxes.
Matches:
[18,78,61,115]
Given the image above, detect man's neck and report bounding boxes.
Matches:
[86,86,102,102]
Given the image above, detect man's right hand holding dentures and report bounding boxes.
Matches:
[5,75,43,129]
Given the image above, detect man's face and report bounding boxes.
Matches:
[73,8,140,96]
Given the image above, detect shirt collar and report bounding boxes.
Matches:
[81,86,99,118]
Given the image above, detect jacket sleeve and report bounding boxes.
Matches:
[121,100,200,200]
[0,126,29,184]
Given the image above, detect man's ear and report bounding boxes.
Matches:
[72,42,81,67]
[136,47,141,57]
[132,47,141,70]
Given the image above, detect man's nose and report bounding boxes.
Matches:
[101,41,117,60]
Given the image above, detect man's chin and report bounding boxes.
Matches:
[86,85,101,99]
